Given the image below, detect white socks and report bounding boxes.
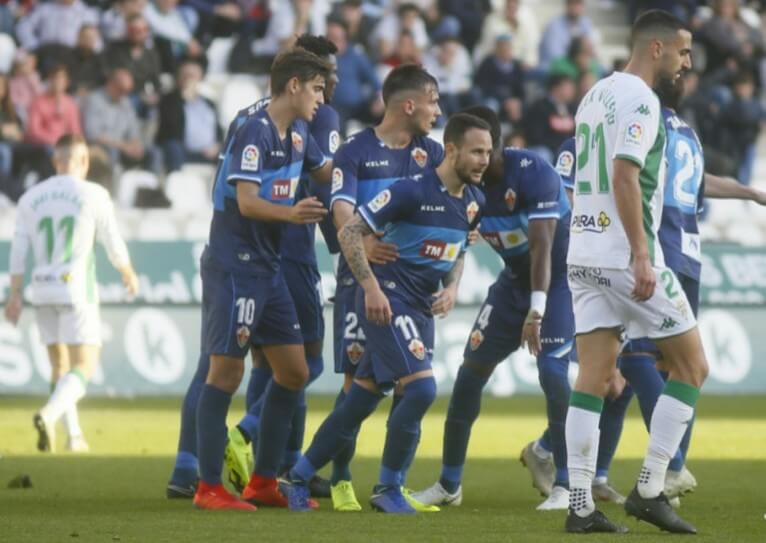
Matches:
[62,406,83,439]
[40,371,87,426]
[566,396,603,517]
[638,393,695,499]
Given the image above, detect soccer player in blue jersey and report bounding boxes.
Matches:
[222,34,341,500]
[326,63,444,511]
[286,113,491,513]
[191,49,334,511]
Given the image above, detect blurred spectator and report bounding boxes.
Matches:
[474,0,539,67]
[0,73,24,200]
[419,2,461,45]
[144,0,202,73]
[381,29,424,70]
[548,36,603,81]
[0,1,15,35]
[16,0,100,51]
[538,0,600,70]
[327,18,383,132]
[25,65,82,147]
[101,0,147,42]
[156,59,221,172]
[9,50,44,125]
[475,34,525,125]
[523,73,577,162]
[372,3,429,62]
[37,24,107,97]
[81,68,164,180]
[423,35,475,120]
[575,69,597,103]
[697,0,765,78]
[334,0,379,55]
[439,0,492,52]
[105,13,162,108]
[627,1,699,24]
[504,129,527,149]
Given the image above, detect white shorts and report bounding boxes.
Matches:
[35,304,102,346]
[567,265,696,340]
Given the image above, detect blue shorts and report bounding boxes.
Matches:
[354,290,435,388]
[333,281,366,375]
[464,271,574,366]
[200,252,303,358]
[623,274,700,355]
[282,259,324,344]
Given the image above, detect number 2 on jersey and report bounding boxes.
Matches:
[38,216,75,264]
[576,122,609,195]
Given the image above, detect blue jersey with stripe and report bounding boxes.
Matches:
[659,107,705,280]
[207,105,326,275]
[358,170,484,312]
[479,149,571,286]
[330,127,444,285]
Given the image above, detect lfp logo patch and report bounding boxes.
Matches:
[555,150,574,178]
[625,122,643,146]
[368,189,391,212]
[241,145,259,171]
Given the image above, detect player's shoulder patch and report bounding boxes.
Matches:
[329,130,341,154]
[292,131,304,153]
[368,189,391,212]
[241,144,260,171]
[624,121,644,147]
[466,200,480,223]
[555,150,575,178]
[411,146,428,168]
[331,167,343,194]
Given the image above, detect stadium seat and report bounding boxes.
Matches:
[135,210,180,240]
[0,206,16,239]
[724,219,764,246]
[182,209,213,240]
[705,199,747,231]
[165,170,209,213]
[217,75,263,132]
[0,33,16,74]
[206,37,236,75]
[116,170,161,208]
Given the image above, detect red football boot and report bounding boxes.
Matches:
[242,474,319,509]
[193,481,257,511]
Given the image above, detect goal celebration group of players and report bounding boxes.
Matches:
[8,8,766,537]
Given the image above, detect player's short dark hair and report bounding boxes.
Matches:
[55,133,88,150]
[630,9,688,49]
[381,63,438,105]
[295,34,338,59]
[443,113,492,147]
[460,106,501,149]
[270,48,333,96]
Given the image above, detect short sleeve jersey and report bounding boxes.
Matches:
[479,149,571,286]
[658,107,705,280]
[567,72,667,269]
[330,128,444,285]
[207,106,326,276]
[357,171,484,313]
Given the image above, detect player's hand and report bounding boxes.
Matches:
[122,269,140,298]
[606,368,627,400]
[363,234,398,265]
[631,254,656,302]
[364,284,392,326]
[431,285,457,317]
[467,228,480,246]
[521,309,543,356]
[4,294,22,326]
[288,197,328,224]
[752,189,766,206]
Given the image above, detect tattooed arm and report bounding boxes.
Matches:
[432,252,464,317]
[339,212,393,325]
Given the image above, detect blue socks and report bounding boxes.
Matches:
[380,378,436,486]
[255,380,301,479]
[537,355,570,487]
[246,366,272,411]
[330,387,357,484]
[596,385,633,479]
[196,383,232,485]
[440,365,488,493]
[170,353,208,485]
[281,390,307,473]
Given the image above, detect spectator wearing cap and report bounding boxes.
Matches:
[523,73,577,163]
[423,35,475,122]
[16,0,99,51]
[24,65,82,147]
[538,0,600,70]
[474,0,539,67]
[475,34,526,126]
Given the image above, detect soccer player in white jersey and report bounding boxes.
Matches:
[564,11,706,534]
[4,134,139,453]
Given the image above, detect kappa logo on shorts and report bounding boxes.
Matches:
[408,338,426,360]
[292,132,304,153]
[660,317,679,331]
[241,145,259,171]
[236,325,251,348]
[347,341,364,364]
[411,147,428,168]
[469,329,484,351]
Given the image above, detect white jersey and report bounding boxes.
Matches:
[9,175,130,306]
[567,71,667,269]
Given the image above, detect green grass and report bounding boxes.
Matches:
[1,395,765,542]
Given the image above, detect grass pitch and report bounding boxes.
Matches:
[1,395,765,542]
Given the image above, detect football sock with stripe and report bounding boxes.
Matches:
[566,391,602,517]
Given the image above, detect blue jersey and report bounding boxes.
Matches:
[357,170,483,313]
[658,107,705,280]
[330,128,444,285]
[554,137,576,191]
[207,105,326,275]
[479,149,571,287]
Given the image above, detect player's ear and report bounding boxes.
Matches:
[288,76,300,95]
[651,38,663,61]
[402,97,415,116]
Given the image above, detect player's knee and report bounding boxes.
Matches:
[537,356,569,397]
[403,376,437,413]
[208,364,245,393]
[462,358,495,380]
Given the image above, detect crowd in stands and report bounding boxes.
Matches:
[0,0,765,205]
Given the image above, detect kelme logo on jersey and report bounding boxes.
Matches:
[571,211,611,234]
[368,189,391,212]
[331,168,343,194]
[466,201,479,223]
[469,329,484,351]
[412,147,428,168]
[346,342,364,365]
[555,151,574,177]
[504,188,517,211]
[241,145,259,171]
[291,132,303,153]
[329,130,340,154]
[408,338,426,360]
[419,240,461,262]
[625,122,644,146]
[236,325,251,348]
